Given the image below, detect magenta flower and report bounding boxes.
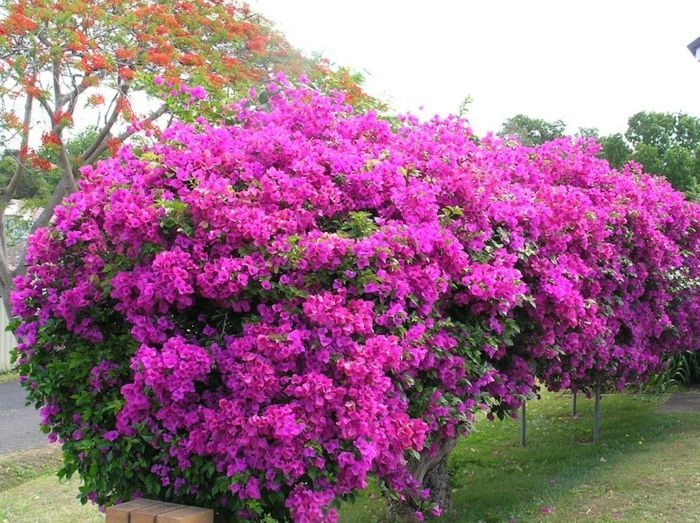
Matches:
[12,82,700,522]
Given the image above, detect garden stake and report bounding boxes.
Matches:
[572,392,577,417]
[520,401,527,447]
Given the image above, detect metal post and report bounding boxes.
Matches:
[520,401,526,447]
[593,384,601,442]
[572,391,577,418]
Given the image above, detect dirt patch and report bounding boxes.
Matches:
[657,390,700,414]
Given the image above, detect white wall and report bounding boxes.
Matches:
[0,301,17,372]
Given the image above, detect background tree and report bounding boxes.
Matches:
[575,126,599,140]
[0,0,377,312]
[596,112,700,193]
[599,133,631,169]
[498,114,566,146]
[496,111,700,194]
[625,111,700,154]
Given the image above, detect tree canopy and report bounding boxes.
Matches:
[0,0,378,311]
[498,114,566,146]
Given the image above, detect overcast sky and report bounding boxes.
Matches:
[252,0,700,136]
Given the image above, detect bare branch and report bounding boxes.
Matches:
[57,142,78,194]
[58,71,106,109]
[83,102,167,166]
[52,57,61,103]
[80,91,127,164]
[36,95,55,121]
[1,95,33,208]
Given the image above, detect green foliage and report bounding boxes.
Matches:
[622,112,700,191]
[457,95,474,118]
[497,111,700,194]
[599,133,631,169]
[11,313,156,509]
[498,114,566,146]
[626,112,700,155]
[0,129,102,206]
[630,143,663,175]
[595,112,700,193]
[576,127,599,140]
[643,351,700,392]
[661,146,696,191]
[0,152,53,201]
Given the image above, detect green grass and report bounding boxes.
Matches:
[0,370,18,384]
[0,445,102,522]
[340,391,700,522]
[0,475,102,523]
[1,392,699,522]
[0,445,63,492]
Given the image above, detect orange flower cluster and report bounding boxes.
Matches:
[52,111,73,126]
[87,94,105,106]
[5,7,36,34]
[28,153,52,171]
[115,48,136,62]
[41,132,61,147]
[0,0,379,199]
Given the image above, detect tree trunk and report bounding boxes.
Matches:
[387,438,456,521]
[0,280,11,322]
[423,453,452,515]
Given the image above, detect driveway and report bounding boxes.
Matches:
[0,380,46,455]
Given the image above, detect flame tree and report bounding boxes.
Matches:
[0,0,377,311]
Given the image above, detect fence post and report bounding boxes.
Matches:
[593,384,601,442]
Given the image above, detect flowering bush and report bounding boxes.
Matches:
[12,81,700,521]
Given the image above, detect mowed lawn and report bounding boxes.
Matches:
[1,392,699,523]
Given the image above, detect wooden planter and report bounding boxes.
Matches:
[105,499,214,523]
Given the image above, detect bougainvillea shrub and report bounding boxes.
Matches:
[12,81,700,521]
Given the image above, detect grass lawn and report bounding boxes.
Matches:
[1,392,699,522]
[342,391,700,522]
[0,371,18,384]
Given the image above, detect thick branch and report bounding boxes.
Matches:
[13,100,166,279]
[0,244,12,289]
[52,57,62,104]
[411,438,457,486]
[57,142,79,194]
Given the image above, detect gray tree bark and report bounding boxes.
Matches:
[387,438,456,521]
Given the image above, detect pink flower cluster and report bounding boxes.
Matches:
[12,81,700,521]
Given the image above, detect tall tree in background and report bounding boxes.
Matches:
[0,0,377,311]
[599,133,631,169]
[625,111,700,154]
[498,114,566,146]
[605,112,700,193]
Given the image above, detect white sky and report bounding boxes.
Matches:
[251,0,700,136]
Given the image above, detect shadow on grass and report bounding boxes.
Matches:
[0,445,63,492]
[340,392,700,522]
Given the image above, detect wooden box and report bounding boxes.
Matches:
[105,499,214,523]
